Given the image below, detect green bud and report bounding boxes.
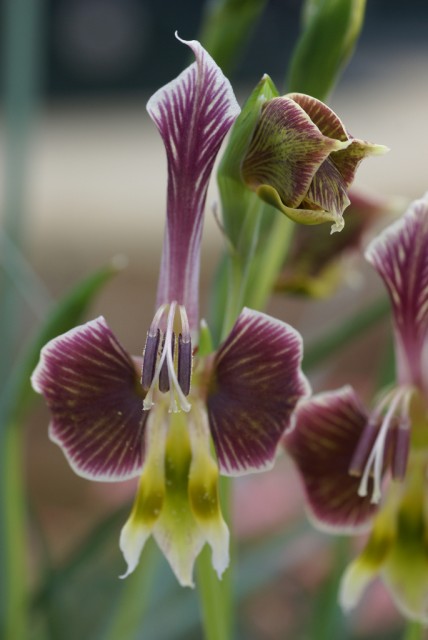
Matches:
[241,92,388,233]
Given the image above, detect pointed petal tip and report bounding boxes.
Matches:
[339,558,377,611]
[119,518,151,580]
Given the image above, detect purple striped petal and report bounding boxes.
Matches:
[287,93,349,142]
[365,194,428,390]
[302,156,350,219]
[285,387,378,532]
[147,35,240,330]
[206,308,310,475]
[31,317,147,481]
[288,93,388,188]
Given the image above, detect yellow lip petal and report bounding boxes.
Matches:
[188,406,229,579]
[119,410,167,578]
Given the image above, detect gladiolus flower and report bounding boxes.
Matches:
[285,193,428,622]
[32,36,309,587]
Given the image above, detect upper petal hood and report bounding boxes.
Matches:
[31,317,147,481]
[365,193,428,392]
[206,308,310,475]
[147,35,240,330]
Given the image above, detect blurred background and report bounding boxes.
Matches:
[1,1,428,638]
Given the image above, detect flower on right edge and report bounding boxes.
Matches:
[284,193,428,623]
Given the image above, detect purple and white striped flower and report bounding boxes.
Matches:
[32,37,309,587]
[285,194,428,621]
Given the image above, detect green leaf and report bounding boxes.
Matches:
[199,0,269,75]
[303,295,390,372]
[287,0,367,100]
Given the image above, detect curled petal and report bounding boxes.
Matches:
[286,93,349,142]
[285,386,378,531]
[147,35,240,330]
[331,137,388,188]
[365,193,428,390]
[207,308,310,475]
[31,317,147,481]
[302,156,350,227]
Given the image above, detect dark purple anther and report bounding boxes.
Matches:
[142,329,160,390]
[178,334,192,396]
[391,424,410,481]
[348,419,379,477]
[159,334,175,393]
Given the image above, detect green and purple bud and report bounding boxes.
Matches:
[241,92,387,233]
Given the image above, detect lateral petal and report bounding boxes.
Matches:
[365,193,428,390]
[31,317,147,481]
[147,35,240,329]
[207,308,310,475]
[285,386,378,531]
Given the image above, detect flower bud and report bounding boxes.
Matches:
[241,92,388,233]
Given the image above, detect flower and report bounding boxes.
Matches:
[241,92,387,233]
[32,36,310,587]
[284,193,428,621]
[275,189,394,298]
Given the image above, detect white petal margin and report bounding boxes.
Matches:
[31,317,147,482]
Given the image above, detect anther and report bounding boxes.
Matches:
[349,420,379,477]
[178,334,192,396]
[159,334,175,393]
[142,329,161,390]
[391,421,410,481]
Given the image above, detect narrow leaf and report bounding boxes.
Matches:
[287,0,367,100]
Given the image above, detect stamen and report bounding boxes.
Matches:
[178,334,192,396]
[142,329,161,390]
[348,420,379,477]
[142,301,192,412]
[358,388,408,503]
[391,421,410,480]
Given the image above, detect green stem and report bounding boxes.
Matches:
[220,197,263,340]
[196,476,233,640]
[0,424,27,640]
[403,621,426,640]
[245,212,294,311]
